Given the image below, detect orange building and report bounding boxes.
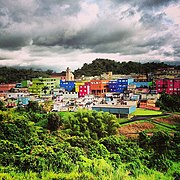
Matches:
[0,84,16,93]
[90,80,109,97]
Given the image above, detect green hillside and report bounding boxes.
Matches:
[0,105,179,179]
[74,59,179,77]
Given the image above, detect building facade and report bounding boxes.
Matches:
[29,77,58,96]
[60,80,75,92]
[0,84,16,93]
[78,82,90,97]
[156,78,180,95]
[90,80,109,97]
[108,78,134,93]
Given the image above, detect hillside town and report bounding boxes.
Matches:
[0,67,179,118]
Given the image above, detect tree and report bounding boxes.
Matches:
[0,100,6,111]
[26,101,42,113]
[156,93,180,112]
[47,113,60,132]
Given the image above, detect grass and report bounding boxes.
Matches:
[132,108,162,116]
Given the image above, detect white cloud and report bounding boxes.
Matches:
[0,0,179,71]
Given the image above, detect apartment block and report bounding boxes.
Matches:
[108,78,134,93]
[156,78,180,95]
[90,80,109,97]
[78,82,90,97]
[29,77,58,96]
[60,80,75,92]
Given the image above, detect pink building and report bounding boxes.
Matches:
[78,82,90,97]
[156,79,180,95]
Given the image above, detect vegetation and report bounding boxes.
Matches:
[0,105,179,179]
[74,59,179,77]
[132,108,163,116]
[156,93,180,112]
[1,59,178,83]
[0,66,52,83]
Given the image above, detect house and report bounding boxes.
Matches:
[130,74,148,82]
[92,104,136,118]
[75,81,86,92]
[130,81,152,88]
[78,82,90,97]
[90,80,109,97]
[60,80,75,92]
[0,84,16,93]
[108,78,134,93]
[21,80,31,88]
[156,78,180,95]
[155,68,180,79]
[50,71,66,80]
[29,77,58,96]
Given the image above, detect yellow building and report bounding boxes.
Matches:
[75,81,86,92]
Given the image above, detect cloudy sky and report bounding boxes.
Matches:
[0,0,180,71]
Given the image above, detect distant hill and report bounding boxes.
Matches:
[74,59,180,77]
[0,67,53,83]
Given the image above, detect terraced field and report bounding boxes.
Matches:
[118,114,180,138]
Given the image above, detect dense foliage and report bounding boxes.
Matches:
[1,60,179,83]
[74,59,179,77]
[156,93,180,112]
[0,107,179,179]
[0,67,52,83]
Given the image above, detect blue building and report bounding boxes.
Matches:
[108,80,118,92]
[16,83,22,88]
[108,78,134,93]
[60,80,75,92]
[129,81,152,88]
[92,104,136,118]
[18,97,30,106]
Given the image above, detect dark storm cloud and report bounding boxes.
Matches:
[112,0,178,10]
[0,0,179,69]
[0,57,9,60]
[33,21,133,53]
[0,33,31,49]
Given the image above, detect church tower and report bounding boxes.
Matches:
[66,67,74,81]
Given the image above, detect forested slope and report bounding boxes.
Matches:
[0,104,179,179]
[74,59,179,77]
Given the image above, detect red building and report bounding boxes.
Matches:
[78,82,90,97]
[90,80,109,97]
[0,84,16,93]
[50,72,66,80]
[156,78,180,95]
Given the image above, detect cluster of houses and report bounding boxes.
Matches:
[0,67,179,118]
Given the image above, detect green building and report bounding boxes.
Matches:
[28,77,59,96]
[21,80,31,88]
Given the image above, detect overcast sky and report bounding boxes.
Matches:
[0,0,180,72]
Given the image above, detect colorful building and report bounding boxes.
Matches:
[50,72,66,80]
[0,84,16,93]
[60,80,75,92]
[21,80,31,88]
[130,81,152,88]
[156,78,180,95]
[92,104,136,118]
[108,78,134,93]
[75,81,86,92]
[29,77,58,96]
[155,68,180,79]
[78,82,90,97]
[90,80,109,97]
